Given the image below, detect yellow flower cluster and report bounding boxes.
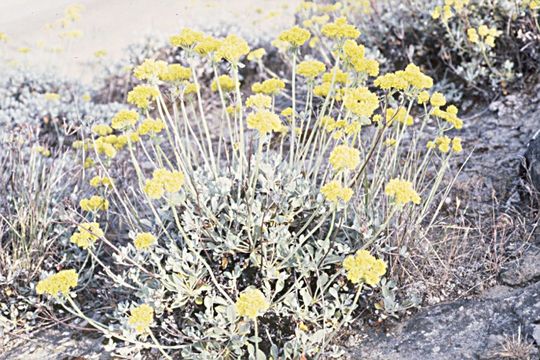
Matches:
[431,105,463,129]
[89,175,113,188]
[467,25,500,47]
[170,28,204,48]
[70,222,104,249]
[343,250,386,286]
[251,78,286,95]
[297,60,326,79]
[91,124,113,136]
[194,35,222,56]
[183,83,199,96]
[374,64,433,90]
[329,145,360,171]
[432,0,470,22]
[523,0,539,10]
[342,40,379,76]
[321,17,360,40]
[428,136,462,153]
[322,68,349,84]
[247,48,266,61]
[314,82,344,100]
[137,118,165,136]
[246,94,272,109]
[111,110,139,130]
[159,64,191,82]
[343,87,379,118]
[80,195,109,212]
[36,269,78,297]
[0,32,9,42]
[235,288,269,320]
[33,145,51,157]
[321,180,354,203]
[144,168,185,200]
[214,34,250,64]
[211,75,238,92]
[133,59,167,81]
[127,85,159,109]
[134,232,157,250]
[128,304,154,333]
[246,110,282,134]
[385,179,421,205]
[386,107,413,126]
[277,26,311,47]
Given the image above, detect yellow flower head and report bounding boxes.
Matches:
[246,110,282,134]
[36,269,78,297]
[144,168,185,200]
[111,109,139,130]
[251,78,286,95]
[170,28,204,48]
[246,94,272,110]
[329,145,360,171]
[159,64,191,82]
[70,222,103,249]
[386,107,413,126]
[452,137,463,153]
[138,118,165,136]
[80,195,109,212]
[134,232,157,250]
[194,35,222,56]
[321,180,354,203]
[89,176,113,188]
[385,179,421,205]
[91,124,113,137]
[247,48,267,61]
[297,60,326,79]
[127,85,159,109]
[128,304,154,333]
[236,288,269,320]
[430,92,447,107]
[211,75,238,92]
[435,135,451,153]
[277,26,311,47]
[343,250,386,286]
[322,68,349,84]
[133,59,167,81]
[417,91,430,104]
[467,28,479,44]
[215,34,250,64]
[343,87,379,118]
[321,17,360,40]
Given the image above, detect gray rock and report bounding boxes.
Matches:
[524,132,540,192]
[349,282,540,360]
[500,249,540,286]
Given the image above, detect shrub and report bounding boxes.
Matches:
[37,19,464,358]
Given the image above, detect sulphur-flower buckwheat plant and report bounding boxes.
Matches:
[46,18,466,358]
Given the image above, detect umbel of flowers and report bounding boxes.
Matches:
[41,15,464,358]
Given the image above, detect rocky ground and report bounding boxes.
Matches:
[344,90,540,360]
[2,90,539,359]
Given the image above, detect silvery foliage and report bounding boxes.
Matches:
[99,154,376,358]
[0,67,123,142]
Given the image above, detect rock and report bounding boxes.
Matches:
[348,281,540,360]
[523,131,540,192]
[500,249,540,286]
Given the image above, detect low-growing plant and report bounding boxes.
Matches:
[295,0,540,100]
[37,19,465,358]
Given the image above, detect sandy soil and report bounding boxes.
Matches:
[0,0,299,79]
